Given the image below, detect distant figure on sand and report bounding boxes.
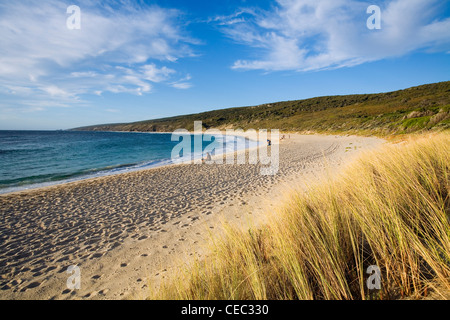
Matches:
[202,152,212,163]
[267,139,271,146]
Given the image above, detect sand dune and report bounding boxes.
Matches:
[0,134,383,300]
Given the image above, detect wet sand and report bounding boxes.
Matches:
[0,134,384,299]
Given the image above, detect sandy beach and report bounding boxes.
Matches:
[0,134,384,300]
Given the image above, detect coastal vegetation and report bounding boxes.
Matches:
[75,81,450,136]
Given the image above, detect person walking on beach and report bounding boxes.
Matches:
[202,152,212,163]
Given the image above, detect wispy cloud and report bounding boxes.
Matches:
[170,74,193,90]
[171,82,193,90]
[0,0,196,110]
[207,9,256,26]
[214,0,450,72]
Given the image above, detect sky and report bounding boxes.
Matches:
[0,0,449,130]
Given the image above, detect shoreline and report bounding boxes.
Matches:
[0,134,384,299]
[0,131,265,197]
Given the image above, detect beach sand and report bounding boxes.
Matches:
[0,134,384,300]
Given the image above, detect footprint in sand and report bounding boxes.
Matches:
[85,291,99,298]
[45,266,58,272]
[26,281,41,289]
[1,284,11,291]
[99,289,109,295]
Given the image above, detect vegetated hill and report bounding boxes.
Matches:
[74,81,450,135]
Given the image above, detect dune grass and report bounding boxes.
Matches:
[149,133,450,300]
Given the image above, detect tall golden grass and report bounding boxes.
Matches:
[150,133,450,300]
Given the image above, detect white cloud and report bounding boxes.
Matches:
[70,71,98,78]
[0,0,196,110]
[42,86,71,97]
[141,64,176,83]
[208,9,255,26]
[171,82,193,90]
[170,74,193,89]
[218,0,450,72]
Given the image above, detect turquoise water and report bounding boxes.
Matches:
[0,130,254,194]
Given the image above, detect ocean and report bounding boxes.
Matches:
[0,130,256,194]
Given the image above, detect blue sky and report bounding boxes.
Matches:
[0,0,449,130]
